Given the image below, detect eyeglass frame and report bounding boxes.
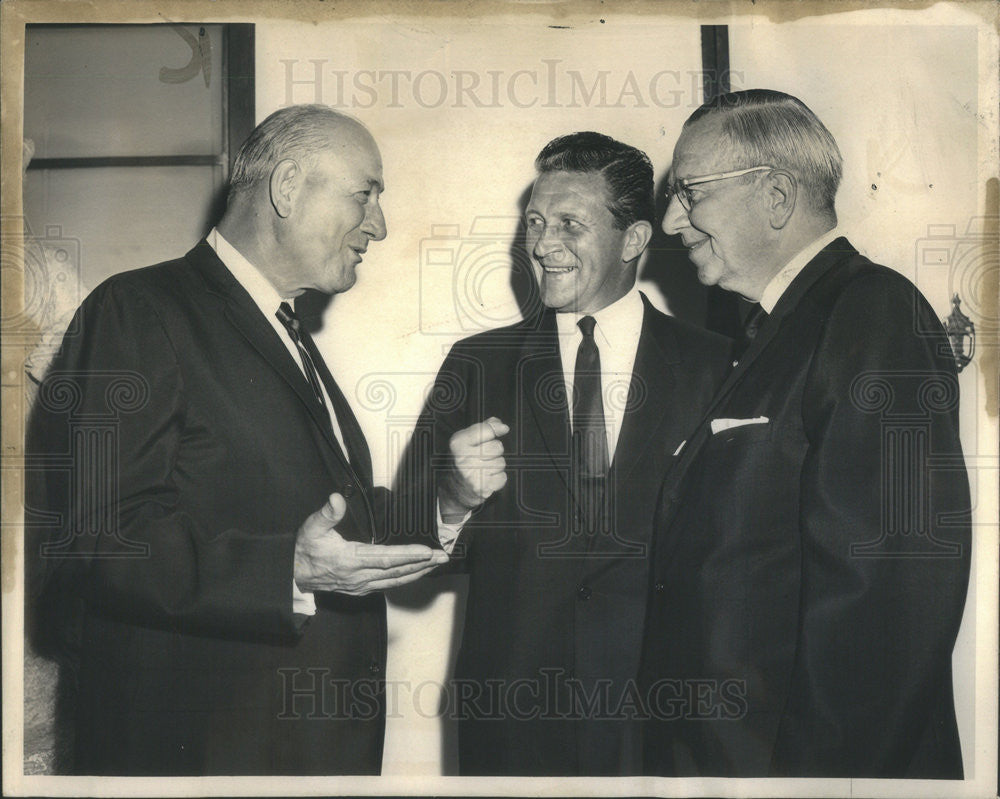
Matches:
[666,165,775,211]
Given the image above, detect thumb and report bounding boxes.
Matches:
[320,492,347,526]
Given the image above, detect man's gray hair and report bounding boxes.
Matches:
[687,89,843,213]
[228,104,356,198]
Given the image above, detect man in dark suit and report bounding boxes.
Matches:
[26,104,454,775]
[403,132,732,775]
[639,89,971,778]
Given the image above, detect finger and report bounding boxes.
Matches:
[485,472,508,492]
[346,543,448,569]
[320,493,347,525]
[454,418,509,448]
[476,440,504,459]
[354,556,449,582]
[484,416,510,438]
[364,564,447,592]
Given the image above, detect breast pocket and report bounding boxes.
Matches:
[705,421,773,449]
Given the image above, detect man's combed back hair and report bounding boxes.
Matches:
[535,131,655,230]
[228,104,354,198]
[688,89,843,213]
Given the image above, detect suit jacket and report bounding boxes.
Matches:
[400,295,732,775]
[27,242,388,775]
[639,238,972,778]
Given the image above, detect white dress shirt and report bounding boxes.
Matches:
[437,287,645,553]
[759,227,841,313]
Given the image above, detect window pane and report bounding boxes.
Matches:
[23,166,223,288]
[24,25,225,158]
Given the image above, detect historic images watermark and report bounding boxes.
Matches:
[277,669,748,723]
[282,59,744,111]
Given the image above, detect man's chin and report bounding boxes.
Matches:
[327,268,357,295]
[537,278,578,312]
[692,254,727,289]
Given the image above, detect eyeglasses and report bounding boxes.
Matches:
[666,165,774,211]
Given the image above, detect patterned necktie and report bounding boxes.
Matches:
[573,315,609,479]
[276,302,373,483]
[276,302,327,410]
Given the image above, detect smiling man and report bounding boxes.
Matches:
[639,89,971,778]
[405,132,732,775]
[26,105,454,775]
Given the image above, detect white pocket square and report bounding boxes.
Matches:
[710,416,769,435]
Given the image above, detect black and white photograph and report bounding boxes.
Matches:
[2,1,998,796]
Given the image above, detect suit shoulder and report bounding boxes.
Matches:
[645,304,733,360]
[447,315,545,354]
[84,253,200,311]
[822,255,938,326]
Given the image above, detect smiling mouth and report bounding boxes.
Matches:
[541,265,575,274]
[682,239,710,257]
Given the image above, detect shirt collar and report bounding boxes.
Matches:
[759,227,841,314]
[206,227,291,319]
[554,286,644,350]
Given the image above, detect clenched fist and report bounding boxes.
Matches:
[439,417,510,521]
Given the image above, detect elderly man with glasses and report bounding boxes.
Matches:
[638,89,971,779]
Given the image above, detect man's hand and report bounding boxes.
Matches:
[294,493,448,594]
[439,416,510,521]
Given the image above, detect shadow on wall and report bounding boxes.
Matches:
[642,168,710,327]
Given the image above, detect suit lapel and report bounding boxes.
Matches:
[187,241,344,460]
[305,335,374,487]
[519,310,572,493]
[609,295,681,486]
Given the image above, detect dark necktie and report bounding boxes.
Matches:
[276,302,327,410]
[736,303,768,359]
[573,315,610,479]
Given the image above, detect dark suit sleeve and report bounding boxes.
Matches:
[390,344,477,565]
[769,272,971,775]
[27,278,300,639]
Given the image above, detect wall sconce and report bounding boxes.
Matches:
[943,294,975,373]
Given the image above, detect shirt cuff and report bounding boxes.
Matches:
[292,579,317,616]
[436,501,471,555]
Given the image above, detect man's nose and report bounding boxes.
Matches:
[531,224,563,259]
[661,195,689,236]
[363,201,387,241]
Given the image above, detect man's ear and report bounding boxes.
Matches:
[269,159,301,218]
[765,170,796,229]
[622,220,653,263]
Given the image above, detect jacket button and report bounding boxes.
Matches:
[368,660,382,675]
[577,585,592,601]
[654,581,666,593]
[342,483,356,498]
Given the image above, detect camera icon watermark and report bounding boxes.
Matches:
[2,219,84,350]
[914,218,998,348]
[418,217,539,335]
